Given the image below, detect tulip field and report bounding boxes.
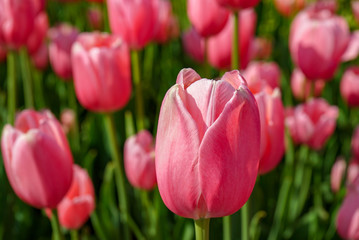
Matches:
[1,0,359,239]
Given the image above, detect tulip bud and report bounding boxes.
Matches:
[243,61,281,91]
[182,27,205,63]
[341,31,359,62]
[124,130,156,190]
[156,68,260,219]
[340,67,359,107]
[71,32,131,112]
[1,110,73,208]
[290,68,325,101]
[330,157,346,193]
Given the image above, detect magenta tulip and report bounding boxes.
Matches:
[243,61,281,91]
[153,0,179,43]
[216,0,260,9]
[155,68,260,219]
[124,130,156,190]
[26,12,48,54]
[330,157,346,193]
[1,110,73,209]
[340,67,359,107]
[48,24,79,80]
[187,0,229,38]
[72,32,131,112]
[107,0,158,49]
[30,42,48,70]
[291,68,325,101]
[285,98,338,150]
[182,27,205,63]
[289,8,349,80]
[207,8,256,70]
[274,0,305,17]
[353,126,359,159]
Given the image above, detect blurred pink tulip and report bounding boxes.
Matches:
[58,165,95,230]
[243,61,281,91]
[107,0,158,49]
[330,157,346,193]
[187,0,229,38]
[26,12,48,54]
[285,98,339,150]
[72,32,131,112]
[216,0,260,9]
[1,110,73,209]
[307,0,337,13]
[342,31,359,62]
[153,0,179,43]
[348,158,359,187]
[340,67,359,107]
[274,0,305,17]
[353,1,359,24]
[289,8,349,80]
[32,0,45,14]
[124,130,156,190]
[87,7,103,30]
[251,37,272,60]
[48,24,79,80]
[156,68,260,219]
[291,68,325,101]
[353,126,359,159]
[30,42,48,70]
[207,8,256,70]
[60,109,76,134]
[182,27,205,63]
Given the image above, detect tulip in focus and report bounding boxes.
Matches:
[48,24,79,80]
[124,130,156,190]
[1,110,73,208]
[353,126,359,159]
[156,68,260,219]
[243,61,281,91]
[107,0,158,49]
[285,98,339,150]
[291,68,325,101]
[289,8,349,80]
[72,32,131,112]
[274,0,305,17]
[330,157,346,193]
[340,67,359,107]
[216,0,260,9]
[58,164,95,230]
[153,0,179,43]
[182,27,205,63]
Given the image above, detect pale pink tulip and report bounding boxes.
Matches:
[291,68,325,101]
[331,157,346,193]
[342,31,359,62]
[340,67,359,107]
[243,61,281,91]
[153,0,179,43]
[182,27,205,63]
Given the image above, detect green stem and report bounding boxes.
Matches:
[124,111,136,138]
[70,230,79,240]
[125,214,146,240]
[33,68,46,109]
[68,82,80,153]
[223,215,231,240]
[231,11,239,70]
[194,218,210,240]
[241,203,249,240]
[50,210,64,240]
[131,50,145,131]
[7,51,16,124]
[103,113,130,240]
[91,212,109,240]
[19,47,34,108]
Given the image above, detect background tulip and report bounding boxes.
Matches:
[57,164,95,230]
[340,67,359,107]
[330,157,346,193]
[341,31,359,62]
[274,0,305,17]
[26,12,48,54]
[124,130,156,190]
[353,1,359,24]
[156,68,260,219]
[182,27,205,63]
[72,32,131,112]
[243,61,281,91]
[153,0,179,43]
[216,0,260,9]
[250,37,272,60]
[291,68,325,101]
[87,7,103,30]
[30,42,48,70]
[1,110,73,209]
[347,158,359,187]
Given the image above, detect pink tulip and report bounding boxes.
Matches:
[207,9,256,70]
[1,110,73,209]
[57,165,95,230]
[61,109,76,134]
[32,0,45,15]
[107,0,158,49]
[48,24,79,80]
[153,0,179,43]
[342,31,359,62]
[289,8,349,80]
[330,157,346,193]
[182,27,205,63]
[0,0,36,49]
[290,68,325,101]
[26,12,48,54]
[250,37,272,60]
[274,0,305,17]
[254,88,285,174]
[124,130,156,190]
[285,98,338,150]
[348,158,359,187]
[307,0,337,13]
[353,1,359,24]
[340,67,359,107]
[353,126,359,159]
[216,0,260,10]
[30,42,48,70]
[87,7,103,30]
[72,32,131,112]
[156,68,260,219]
[243,61,281,91]
[187,0,229,38]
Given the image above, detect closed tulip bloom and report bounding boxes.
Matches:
[48,24,79,80]
[291,68,325,101]
[342,31,359,62]
[1,110,73,209]
[330,157,346,193]
[87,7,103,30]
[243,61,281,91]
[274,0,305,17]
[107,0,158,49]
[72,32,131,112]
[58,165,95,230]
[289,8,349,80]
[340,67,359,107]
[26,12,48,54]
[353,1,359,24]
[156,68,260,219]
[153,0,179,43]
[285,98,339,150]
[216,0,260,9]
[208,9,256,70]
[182,27,205,63]
[61,109,76,134]
[353,126,359,159]
[30,42,48,70]
[124,130,156,190]
[187,0,229,38]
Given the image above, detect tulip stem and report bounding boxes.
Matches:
[241,203,249,240]
[231,11,239,70]
[131,50,145,131]
[19,47,34,108]
[194,218,210,240]
[103,113,130,240]
[223,215,231,240]
[7,51,16,124]
[70,230,79,240]
[33,68,46,109]
[50,210,64,240]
